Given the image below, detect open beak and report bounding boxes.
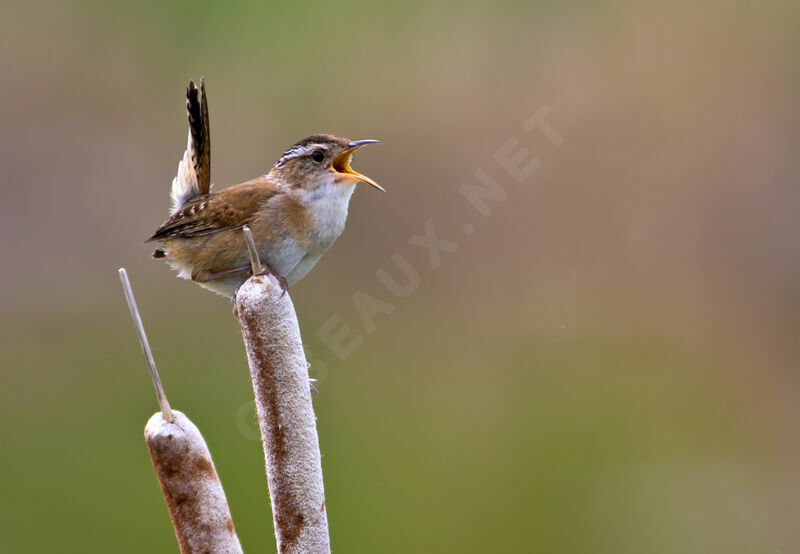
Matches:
[331,139,385,191]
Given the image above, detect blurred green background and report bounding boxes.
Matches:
[2,0,799,552]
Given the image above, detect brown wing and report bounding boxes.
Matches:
[187,79,211,195]
[148,178,279,241]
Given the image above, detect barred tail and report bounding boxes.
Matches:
[170,78,211,214]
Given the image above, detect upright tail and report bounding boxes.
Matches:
[170,78,211,214]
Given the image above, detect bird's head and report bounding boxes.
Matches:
[270,134,384,192]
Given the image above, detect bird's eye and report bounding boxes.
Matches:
[311,150,325,163]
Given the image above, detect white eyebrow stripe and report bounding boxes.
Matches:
[275,143,326,168]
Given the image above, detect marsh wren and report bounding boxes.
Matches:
[148,79,383,298]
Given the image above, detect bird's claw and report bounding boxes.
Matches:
[256,265,289,296]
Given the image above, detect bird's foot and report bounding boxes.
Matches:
[256,263,289,296]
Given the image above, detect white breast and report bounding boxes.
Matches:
[304,180,356,253]
[282,178,357,284]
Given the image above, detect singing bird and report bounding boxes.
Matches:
[148,79,384,298]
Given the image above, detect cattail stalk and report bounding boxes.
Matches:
[119,268,173,421]
[236,228,331,553]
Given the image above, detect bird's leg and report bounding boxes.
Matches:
[203,265,251,281]
[201,262,287,296]
[199,257,287,295]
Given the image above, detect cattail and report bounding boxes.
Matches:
[119,268,242,554]
[236,227,331,553]
[145,411,243,554]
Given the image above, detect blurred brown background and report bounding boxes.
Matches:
[1,0,799,552]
